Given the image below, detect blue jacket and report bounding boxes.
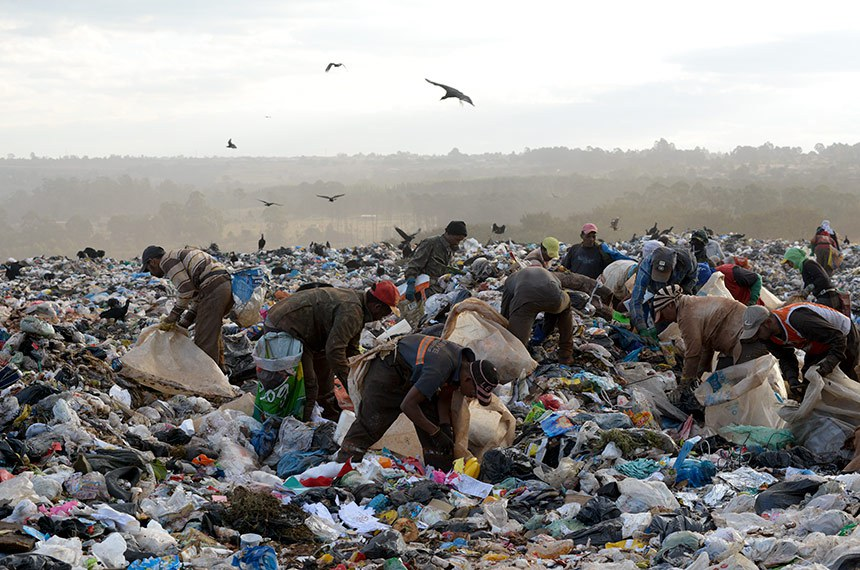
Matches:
[561,242,634,279]
[630,247,698,331]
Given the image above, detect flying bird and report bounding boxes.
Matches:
[227,138,237,149]
[258,234,266,251]
[610,218,620,231]
[317,194,345,202]
[257,199,283,207]
[395,227,420,244]
[325,63,346,72]
[425,78,474,106]
[492,223,506,235]
[100,298,131,322]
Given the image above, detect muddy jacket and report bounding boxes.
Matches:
[676,296,746,379]
[265,288,374,381]
[160,249,230,320]
[404,235,456,287]
[501,267,567,316]
[395,334,474,400]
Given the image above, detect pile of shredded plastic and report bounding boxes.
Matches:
[0,234,859,570]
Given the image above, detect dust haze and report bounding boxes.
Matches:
[2,140,859,260]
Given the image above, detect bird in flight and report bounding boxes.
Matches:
[492,223,506,235]
[610,217,620,231]
[425,79,474,106]
[257,199,283,207]
[317,194,345,202]
[395,227,420,244]
[227,138,237,149]
[325,63,346,72]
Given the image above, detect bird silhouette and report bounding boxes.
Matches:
[610,218,620,231]
[703,226,714,236]
[647,222,658,236]
[257,199,283,207]
[659,226,674,236]
[325,63,346,72]
[100,298,131,321]
[227,138,237,149]
[425,79,474,106]
[258,234,266,251]
[492,223,506,235]
[844,236,851,246]
[317,194,345,202]
[395,227,419,244]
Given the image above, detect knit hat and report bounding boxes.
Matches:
[445,221,468,237]
[141,245,165,271]
[542,237,560,259]
[652,284,683,313]
[782,247,807,270]
[470,360,499,406]
[369,280,399,307]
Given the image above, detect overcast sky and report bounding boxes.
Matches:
[3,0,860,157]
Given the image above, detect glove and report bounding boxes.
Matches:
[640,328,660,345]
[429,425,454,454]
[405,277,416,301]
[178,310,196,329]
[439,423,454,442]
[158,315,177,332]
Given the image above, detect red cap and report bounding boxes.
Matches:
[581,223,598,234]
[369,280,399,307]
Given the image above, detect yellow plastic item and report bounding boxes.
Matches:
[317,553,334,565]
[605,539,648,551]
[481,553,509,561]
[453,457,481,478]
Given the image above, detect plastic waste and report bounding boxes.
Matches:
[92,532,127,569]
[754,478,822,514]
[120,326,235,399]
[361,529,407,559]
[231,545,278,570]
[231,267,267,328]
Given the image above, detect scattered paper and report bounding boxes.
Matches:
[338,501,389,533]
[454,474,494,499]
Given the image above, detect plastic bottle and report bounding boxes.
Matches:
[528,539,574,559]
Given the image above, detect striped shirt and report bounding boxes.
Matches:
[159,249,229,318]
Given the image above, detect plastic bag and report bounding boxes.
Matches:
[231,267,268,328]
[754,478,822,514]
[695,355,787,430]
[92,532,127,569]
[253,332,305,421]
[779,366,860,452]
[451,390,516,460]
[121,326,235,399]
[231,545,278,570]
[442,297,537,383]
[698,272,733,299]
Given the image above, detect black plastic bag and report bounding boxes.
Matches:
[0,554,72,570]
[755,479,822,514]
[646,510,705,539]
[566,519,623,545]
[576,496,621,525]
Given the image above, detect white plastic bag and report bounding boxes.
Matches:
[252,332,303,373]
[442,298,537,383]
[695,355,788,430]
[698,272,734,299]
[779,366,860,452]
[121,326,235,399]
[230,267,267,328]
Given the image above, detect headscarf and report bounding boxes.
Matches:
[782,247,808,270]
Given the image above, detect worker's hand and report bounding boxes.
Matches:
[439,423,454,442]
[405,278,416,302]
[429,426,454,455]
[178,310,196,329]
[639,328,660,346]
[158,315,177,332]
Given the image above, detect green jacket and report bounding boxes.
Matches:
[404,235,456,290]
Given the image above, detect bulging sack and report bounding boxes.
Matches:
[695,355,787,430]
[231,267,268,328]
[442,298,537,383]
[252,332,305,421]
[120,326,235,399]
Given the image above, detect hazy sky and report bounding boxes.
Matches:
[3,0,860,157]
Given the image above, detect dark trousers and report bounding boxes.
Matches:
[193,277,233,370]
[301,350,338,421]
[508,302,574,359]
[338,356,451,469]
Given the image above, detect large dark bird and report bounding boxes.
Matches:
[703,226,714,236]
[317,194,345,202]
[659,226,674,236]
[395,227,419,244]
[257,199,283,207]
[610,218,620,231]
[78,247,105,260]
[646,222,658,236]
[227,138,237,149]
[4,261,23,280]
[844,236,851,246]
[100,298,131,321]
[258,234,266,251]
[425,78,474,106]
[492,223,506,235]
[325,63,346,72]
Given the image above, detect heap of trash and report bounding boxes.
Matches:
[0,233,859,570]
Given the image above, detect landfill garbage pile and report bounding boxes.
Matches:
[0,234,859,569]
